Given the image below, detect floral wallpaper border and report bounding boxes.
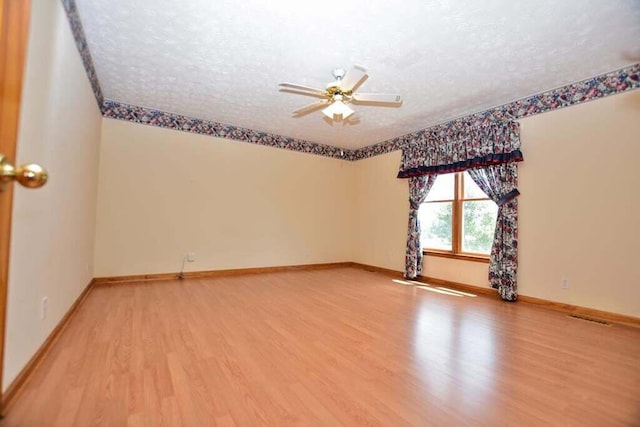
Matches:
[353,64,640,161]
[60,0,104,108]
[61,0,638,161]
[102,101,350,160]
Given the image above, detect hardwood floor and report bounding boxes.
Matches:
[4,267,640,426]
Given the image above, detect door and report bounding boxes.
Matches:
[0,0,47,409]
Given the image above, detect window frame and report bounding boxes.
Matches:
[421,172,492,263]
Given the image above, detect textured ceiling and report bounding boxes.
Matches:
[75,0,640,150]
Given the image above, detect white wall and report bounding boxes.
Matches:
[3,0,102,390]
[93,119,353,277]
[352,151,407,271]
[517,89,640,317]
[352,89,640,318]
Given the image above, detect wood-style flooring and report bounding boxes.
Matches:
[3,267,640,426]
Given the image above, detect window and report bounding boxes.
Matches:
[418,171,498,261]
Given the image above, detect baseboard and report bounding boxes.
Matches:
[348,262,404,278]
[1,278,96,413]
[515,294,640,328]
[349,262,640,328]
[92,262,354,285]
[414,275,499,298]
[350,262,498,297]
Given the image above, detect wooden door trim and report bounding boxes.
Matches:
[0,0,31,410]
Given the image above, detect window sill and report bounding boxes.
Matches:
[423,250,490,263]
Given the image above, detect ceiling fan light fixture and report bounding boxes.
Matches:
[322,96,354,120]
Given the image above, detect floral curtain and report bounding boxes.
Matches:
[405,175,438,279]
[467,164,519,301]
[397,118,523,300]
[398,120,522,178]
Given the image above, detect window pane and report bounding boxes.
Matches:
[463,171,488,200]
[461,200,498,254]
[425,173,455,202]
[419,202,453,250]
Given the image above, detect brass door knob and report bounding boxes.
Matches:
[0,153,48,192]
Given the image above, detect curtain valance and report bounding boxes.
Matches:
[397,120,523,178]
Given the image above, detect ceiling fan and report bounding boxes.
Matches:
[279,65,402,120]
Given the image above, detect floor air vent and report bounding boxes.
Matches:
[567,314,612,326]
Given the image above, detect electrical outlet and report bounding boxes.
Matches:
[186,252,196,262]
[561,278,569,290]
[41,296,48,320]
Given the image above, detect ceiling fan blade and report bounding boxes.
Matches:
[292,100,329,116]
[352,93,402,104]
[280,88,328,99]
[339,65,367,92]
[279,83,326,97]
